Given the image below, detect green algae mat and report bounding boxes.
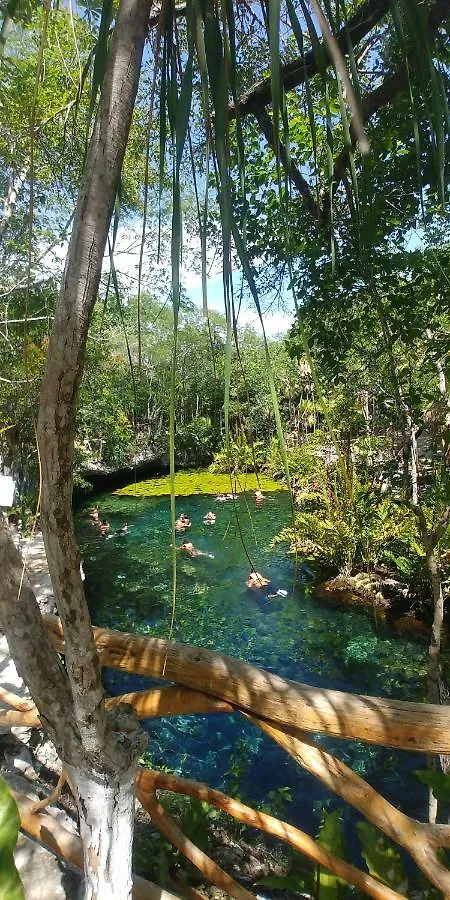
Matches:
[115,468,286,497]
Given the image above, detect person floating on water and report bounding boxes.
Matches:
[179,540,214,559]
[116,522,128,535]
[246,570,271,590]
[245,570,287,599]
[203,511,216,524]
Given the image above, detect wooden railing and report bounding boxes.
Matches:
[2,614,450,900]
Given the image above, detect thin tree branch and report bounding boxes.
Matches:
[229,0,391,119]
[137,769,404,900]
[332,0,450,192]
[255,108,322,221]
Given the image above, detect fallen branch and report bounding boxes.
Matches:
[0,708,40,727]
[28,770,68,815]
[107,685,234,719]
[137,769,404,900]
[0,684,232,729]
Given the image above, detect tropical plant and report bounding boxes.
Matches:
[0,775,25,900]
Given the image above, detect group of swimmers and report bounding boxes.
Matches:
[215,490,265,505]
[89,508,128,537]
[89,489,282,595]
[175,491,286,596]
[175,510,217,532]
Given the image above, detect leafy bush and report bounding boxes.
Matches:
[176,417,219,466]
[210,436,268,473]
[274,446,423,578]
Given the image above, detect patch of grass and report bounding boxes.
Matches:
[115,469,286,497]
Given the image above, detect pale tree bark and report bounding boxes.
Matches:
[38,0,153,750]
[0,167,27,243]
[1,0,153,897]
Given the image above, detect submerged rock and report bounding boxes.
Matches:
[316,574,390,612]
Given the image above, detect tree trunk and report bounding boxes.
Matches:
[31,0,152,894]
[0,166,27,243]
[426,548,444,707]
[67,764,137,900]
[409,418,419,506]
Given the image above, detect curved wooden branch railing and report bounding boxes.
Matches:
[44,614,450,753]
[135,770,404,900]
[3,615,450,898]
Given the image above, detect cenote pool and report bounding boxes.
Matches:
[76,478,430,848]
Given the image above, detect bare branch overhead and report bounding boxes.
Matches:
[229,0,391,120]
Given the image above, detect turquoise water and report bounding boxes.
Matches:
[76,489,429,837]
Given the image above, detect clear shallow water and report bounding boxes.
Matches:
[76,489,429,837]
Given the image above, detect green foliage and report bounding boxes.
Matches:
[179,797,211,854]
[176,417,218,466]
[316,809,347,899]
[0,776,25,900]
[343,636,379,667]
[258,807,347,898]
[414,769,450,806]
[356,822,408,893]
[210,437,267,474]
[225,736,252,802]
[258,785,292,819]
[274,438,425,579]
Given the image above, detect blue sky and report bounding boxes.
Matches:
[184,269,295,337]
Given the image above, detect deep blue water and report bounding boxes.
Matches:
[76,489,429,842]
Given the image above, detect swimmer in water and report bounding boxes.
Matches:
[246,570,271,590]
[99,519,110,535]
[116,522,128,535]
[254,490,265,504]
[175,515,191,532]
[203,511,216,524]
[179,540,214,559]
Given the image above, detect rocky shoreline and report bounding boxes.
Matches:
[316,571,433,642]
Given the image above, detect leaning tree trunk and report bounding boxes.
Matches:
[33,0,152,895]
